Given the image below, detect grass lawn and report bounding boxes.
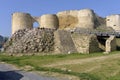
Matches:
[0,51,120,80]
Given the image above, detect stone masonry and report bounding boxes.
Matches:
[54,30,77,54]
[105,35,116,53]
[71,33,101,54]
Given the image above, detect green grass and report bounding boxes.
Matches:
[0,52,106,66]
[34,66,100,80]
[0,51,120,80]
[55,59,120,80]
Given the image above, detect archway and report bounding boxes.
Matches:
[33,22,40,28]
[97,36,107,51]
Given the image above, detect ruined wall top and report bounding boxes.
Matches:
[12,12,31,16]
[57,10,78,17]
[57,9,94,17]
[12,8,120,34]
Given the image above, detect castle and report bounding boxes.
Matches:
[4,9,120,54]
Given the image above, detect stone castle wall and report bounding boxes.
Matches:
[71,33,101,54]
[12,9,120,34]
[56,9,100,30]
[12,9,106,34]
[4,29,101,54]
[7,9,119,54]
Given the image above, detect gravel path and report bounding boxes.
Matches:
[0,63,68,80]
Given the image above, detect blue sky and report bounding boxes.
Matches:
[0,0,120,36]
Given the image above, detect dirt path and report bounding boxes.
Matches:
[44,53,120,67]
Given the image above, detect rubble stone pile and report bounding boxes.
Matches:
[4,28,54,53]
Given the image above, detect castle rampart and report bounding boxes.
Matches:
[12,9,101,34]
[8,9,120,54]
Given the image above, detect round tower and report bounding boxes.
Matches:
[77,9,95,29]
[12,12,33,34]
[106,15,120,32]
[40,14,59,29]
